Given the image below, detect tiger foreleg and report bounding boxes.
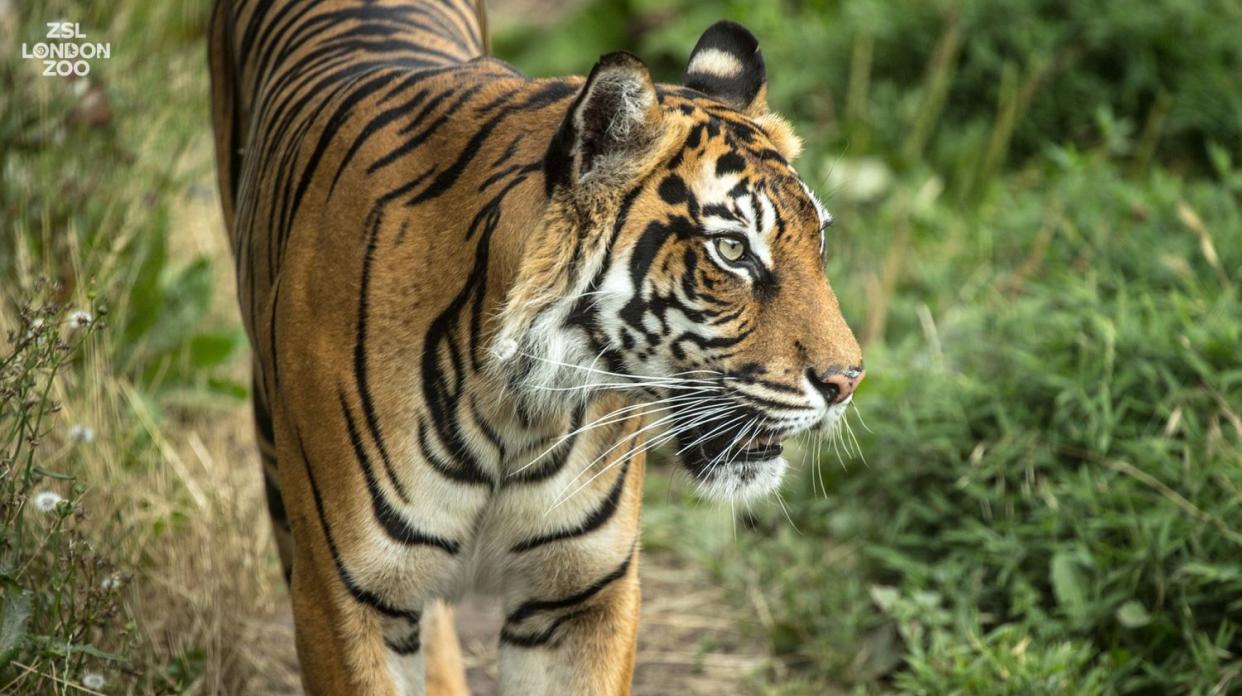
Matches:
[497,549,641,696]
[288,537,421,695]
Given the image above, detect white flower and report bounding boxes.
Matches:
[33,491,65,513]
[67,310,93,330]
[81,672,106,690]
[68,424,96,444]
[101,573,123,591]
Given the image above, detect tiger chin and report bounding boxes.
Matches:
[211,0,863,693]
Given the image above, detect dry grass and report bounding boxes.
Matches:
[121,405,299,694]
[110,140,301,693]
[2,113,299,690]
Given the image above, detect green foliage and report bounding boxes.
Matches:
[538,0,1242,692]
[498,0,1242,180]
[115,229,246,401]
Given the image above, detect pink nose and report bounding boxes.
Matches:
[809,367,864,405]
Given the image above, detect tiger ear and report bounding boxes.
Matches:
[683,20,768,117]
[545,51,663,194]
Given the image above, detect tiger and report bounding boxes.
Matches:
[208,0,864,693]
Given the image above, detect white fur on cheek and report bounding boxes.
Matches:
[487,237,623,416]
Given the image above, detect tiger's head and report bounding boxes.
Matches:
[492,21,863,502]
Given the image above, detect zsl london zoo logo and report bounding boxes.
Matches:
[21,22,111,77]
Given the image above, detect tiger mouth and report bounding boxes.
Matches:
[678,427,785,472]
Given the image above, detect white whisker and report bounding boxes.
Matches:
[844,415,867,467]
[851,401,873,434]
[675,412,749,455]
[531,381,724,393]
[774,490,800,535]
[549,402,739,511]
[730,497,737,542]
[814,431,826,497]
[830,422,847,470]
[549,400,734,501]
[547,412,725,513]
[510,392,718,475]
[518,351,729,384]
[706,416,759,475]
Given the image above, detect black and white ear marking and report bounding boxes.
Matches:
[683,20,767,116]
[545,51,662,194]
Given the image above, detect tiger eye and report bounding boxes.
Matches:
[715,237,746,262]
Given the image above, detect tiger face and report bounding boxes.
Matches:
[593,118,863,501]
[494,22,862,502]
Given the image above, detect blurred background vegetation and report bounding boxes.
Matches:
[2,0,1240,693]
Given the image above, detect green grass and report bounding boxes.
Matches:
[3,0,1240,692]
[540,0,1242,692]
[691,152,1242,694]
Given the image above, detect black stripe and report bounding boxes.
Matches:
[267,270,283,389]
[339,390,461,553]
[252,374,275,445]
[385,628,421,655]
[329,85,432,194]
[416,420,492,486]
[438,0,483,51]
[262,465,289,529]
[725,385,807,412]
[294,428,421,621]
[289,69,401,250]
[507,402,587,484]
[504,544,635,626]
[416,178,540,489]
[354,208,410,502]
[366,85,469,173]
[478,159,540,193]
[511,455,630,553]
[468,399,505,460]
[499,609,588,648]
[747,377,804,396]
[488,134,523,173]
[405,80,577,207]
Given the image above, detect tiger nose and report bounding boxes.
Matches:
[807,366,864,405]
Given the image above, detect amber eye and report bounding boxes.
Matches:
[714,236,747,262]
